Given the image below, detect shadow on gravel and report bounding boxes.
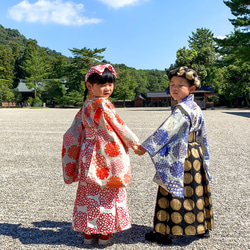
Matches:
[224,112,250,118]
[127,109,171,112]
[0,221,200,248]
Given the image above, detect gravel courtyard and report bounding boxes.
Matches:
[0,107,249,250]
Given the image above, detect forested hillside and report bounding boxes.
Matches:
[0,0,249,107]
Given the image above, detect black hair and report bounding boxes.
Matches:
[84,68,116,101]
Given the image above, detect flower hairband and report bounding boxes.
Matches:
[85,64,117,82]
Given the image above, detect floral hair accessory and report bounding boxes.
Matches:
[168,66,201,88]
[85,64,117,82]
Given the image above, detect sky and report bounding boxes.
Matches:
[0,0,234,70]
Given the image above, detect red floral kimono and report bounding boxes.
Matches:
[62,96,139,234]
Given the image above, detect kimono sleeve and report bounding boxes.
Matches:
[62,107,85,184]
[141,106,190,197]
[141,106,190,157]
[102,101,139,148]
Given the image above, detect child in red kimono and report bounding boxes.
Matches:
[62,64,139,246]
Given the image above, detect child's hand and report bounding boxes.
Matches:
[132,144,146,155]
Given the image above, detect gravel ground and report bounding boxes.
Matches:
[0,107,249,250]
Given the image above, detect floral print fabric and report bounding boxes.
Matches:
[80,97,139,187]
[62,96,139,234]
[72,182,131,234]
[62,107,84,184]
[141,94,211,198]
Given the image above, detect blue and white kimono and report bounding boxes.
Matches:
[141,94,212,198]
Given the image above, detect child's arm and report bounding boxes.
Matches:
[141,107,189,157]
[132,144,146,155]
[101,100,139,147]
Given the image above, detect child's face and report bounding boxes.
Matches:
[170,76,196,103]
[86,82,114,98]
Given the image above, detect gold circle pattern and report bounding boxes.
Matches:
[152,139,214,236]
[184,160,192,171]
[172,226,183,235]
[170,199,182,211]
[195,186,203,196]
[184,186,193,197]
[193,160,201,171]
[183,199,195,211]
[156,210,168,222]
[196,198,204,210]
[184,212,195,224]
[197,212,205,223]
[155,223,166,234]
[191,148,199,158]
[160,187,169,196]
[184,173,193,184]
[185,225,196,235]
[171,212,182,224]
[194,173,202,184]
[158,197,169,209]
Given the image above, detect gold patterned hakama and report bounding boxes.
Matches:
[153,133,214,236]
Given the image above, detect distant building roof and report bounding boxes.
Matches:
[166,86,214,94]
[195,86,214,93]
[135,94,146,100]
[147,91,171,98]
[14,80,34,93]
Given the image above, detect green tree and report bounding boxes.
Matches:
[62,47,106,106]
[215,0,250,64]
[213,0,250,107]
[113,69,137,106]
[42,79,67,106]
[0,48,16,102]
[66,47,106,92]
[223,61,250,107]
[21,40,49,97]
[175,47,197,68]
[0,48,15,82]
[0,78,15,102]
[133,69,150,96]
[169,28,218,86]
[50,54,69,79]
[61,90,84,107]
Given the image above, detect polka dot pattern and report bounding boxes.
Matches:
[153,135,214,236]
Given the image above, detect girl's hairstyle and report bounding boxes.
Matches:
[87,68,116,85]
[168,66,201,88]
[84,65,116,101]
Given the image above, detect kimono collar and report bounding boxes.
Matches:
[181,94,194,104]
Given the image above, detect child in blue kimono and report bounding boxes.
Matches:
[134,66,214,245]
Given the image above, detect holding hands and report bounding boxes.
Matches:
[132,144,146,155]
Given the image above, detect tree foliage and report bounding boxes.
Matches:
[0,20,249,108]
[214,0,250,64]
[168,28,218,86]
[112,69,137,105]
[65,47,106,91]
[213,0,250,106]
[21,40,51,97]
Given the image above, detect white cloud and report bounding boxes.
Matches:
[97,0,144,9]
[8,0,102,26]
[216,36,226,40]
